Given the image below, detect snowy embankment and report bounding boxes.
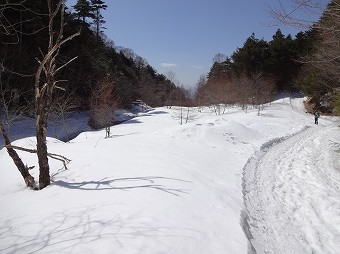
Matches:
[243,121,340,253]
[0,97,339,253]
[0,109,137,148]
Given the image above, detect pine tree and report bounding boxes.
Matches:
[90,0,107,43]
[231,33,269,75]
[73,0,94,22]
[267,29,297,91]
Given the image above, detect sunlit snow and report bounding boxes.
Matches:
[1,96,339,253]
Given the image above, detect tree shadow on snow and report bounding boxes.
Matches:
[147,110,168,115]
[120,119,142,125]
[0,205,200,254]
[273,92,304,100]
[53,176,192,196]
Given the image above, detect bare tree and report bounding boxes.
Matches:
[270,0,340,100]
[193,74,207,110]
[165,71,177,84]
[0,0,46,45]
[120,47,135,60]
[251,72,276,115]
[0,0,78,189]
[134,55,148,69]
[268,1,337,78]
[185,107,198,124]
[0,71,35,189]
[212,53,227,64]
[233,72,275,113]
[312,1,340,83]
[34,0,80,189]
[201,77,233,115]
[170,86,198,124]
[268,0,327,28]
[0,77,29,135]
[0,9,38,189]
[165,71,179,108]
[89,75,121,137]
[234,74,253,112]
[0,122,36,188]
[49,91,81,140]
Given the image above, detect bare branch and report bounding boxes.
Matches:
[1,65,35,77]
[6,144,71,169]
[54,85,67,91]
[54,56,78,74]
[267,0,327,28]
[0,121,36,189]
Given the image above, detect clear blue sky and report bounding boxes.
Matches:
[66,0,316,89]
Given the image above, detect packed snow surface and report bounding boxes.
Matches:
[1,96,340,253]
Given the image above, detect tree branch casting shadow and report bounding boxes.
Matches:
[53,176,192,196]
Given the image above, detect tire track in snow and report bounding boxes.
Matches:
[242,126,340,254]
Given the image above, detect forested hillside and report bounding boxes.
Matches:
[2,0,340,120]
[0,0,185,115]
[196,0,340,114]
[295,0,340,113]
[195,29,314,109]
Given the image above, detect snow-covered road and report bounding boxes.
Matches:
[243,124,340,253]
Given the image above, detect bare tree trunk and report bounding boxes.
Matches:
[185,106,189,124]
[180,105,183,125]
[0,121,35,189]
[36,102,50,189]
[35,62,54,189]
[34,0,80,189]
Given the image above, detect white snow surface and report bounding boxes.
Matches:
[1,96,340,253]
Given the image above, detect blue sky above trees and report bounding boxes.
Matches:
[66,0,322,88]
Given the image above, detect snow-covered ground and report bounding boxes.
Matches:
[0,108,137,147]
[1,96,339,253]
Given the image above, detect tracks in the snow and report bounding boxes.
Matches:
[242,126,340,254]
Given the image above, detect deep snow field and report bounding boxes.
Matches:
[1,96,340,254]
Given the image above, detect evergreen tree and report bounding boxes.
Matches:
[90,0,107,43]
[73,0,94,22]
[231,33,269,76]
[266,29,297,91]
